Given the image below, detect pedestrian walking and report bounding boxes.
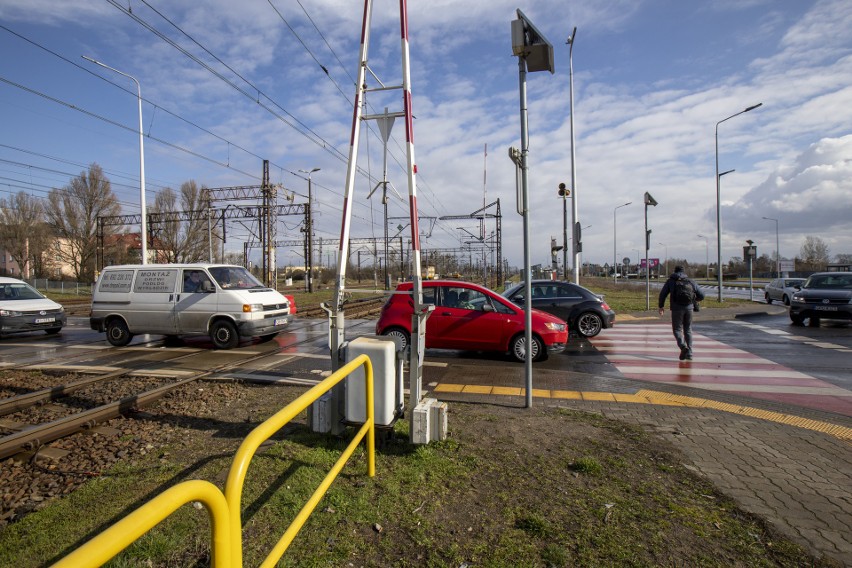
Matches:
[658,265,705,360]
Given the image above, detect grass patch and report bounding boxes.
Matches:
[0,394,833,567]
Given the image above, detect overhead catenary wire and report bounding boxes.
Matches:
[1,8,464,255]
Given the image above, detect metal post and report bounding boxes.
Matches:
[715,103,762,301]
[300,168,320,293]
[83,56,147,264]
[518,55,533,408]
[698,234,710,279]
[613,202,630,281]
[567,28,579,284]
[763,216,780,277]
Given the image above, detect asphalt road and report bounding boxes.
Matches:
[5,310,851,418]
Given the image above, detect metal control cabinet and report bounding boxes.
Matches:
[344,336,401,427]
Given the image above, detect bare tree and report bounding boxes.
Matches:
[799,236,830,270]
[45,163,121,282]
[0,192,50,277]
[149,180,211,263]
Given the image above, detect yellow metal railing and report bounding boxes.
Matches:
[225,354,375,568]
[52,480,231,567]
[52,353,375,568]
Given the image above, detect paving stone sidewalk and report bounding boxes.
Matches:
[565,399,852,566]
[433,303,852,565]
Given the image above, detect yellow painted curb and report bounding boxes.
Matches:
[431,383,852,442]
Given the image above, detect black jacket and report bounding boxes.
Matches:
[658,271,705,309]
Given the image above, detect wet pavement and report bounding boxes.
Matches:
[426,304,852,566]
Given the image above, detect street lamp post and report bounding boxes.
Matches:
[83,56,147,264]
[697,234,710,279]
[613,202,631,281]
[567,27,580,285]
[658,242,668,276]
[715,102,762,301]
[299,168,320,293]
[762,216,780,278]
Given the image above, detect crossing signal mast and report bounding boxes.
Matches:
[323,0,432,441]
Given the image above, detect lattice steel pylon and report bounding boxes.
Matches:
[327,0,430,441]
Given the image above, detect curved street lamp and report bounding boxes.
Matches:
[613,202,631,281]
[715,102,762,301]
[83,56,147,264]
[567,27,580,284]
[658,242,668,275]
[697,234,710,279]
[762,216,780,278]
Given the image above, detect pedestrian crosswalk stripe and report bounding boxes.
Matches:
[589,323,852,417]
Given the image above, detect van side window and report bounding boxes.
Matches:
[133,270,178,293]
[98,270,134,293]
[183,270,212,293]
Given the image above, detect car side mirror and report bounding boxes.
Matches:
[201,281,215,293]
[513,296,524,303]
[482,304,495,313]
[793,284,801,290]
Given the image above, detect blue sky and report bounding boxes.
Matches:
[1,0,850,274]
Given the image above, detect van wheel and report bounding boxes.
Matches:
[106,320,133,346]
[211,320,239,349]
[510,334,545,362]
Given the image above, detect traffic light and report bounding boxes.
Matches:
[558,183,570,197]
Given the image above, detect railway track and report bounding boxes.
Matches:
[296,295,386,319]
[0,317,371,462]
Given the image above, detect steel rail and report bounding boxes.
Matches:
[0,349,207,416]
[0,346,297,461]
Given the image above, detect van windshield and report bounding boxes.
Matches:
[208,266,265,290]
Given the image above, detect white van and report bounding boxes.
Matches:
[90,264,290,349]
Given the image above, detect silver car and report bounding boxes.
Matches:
[764,277,805,305]
[0,277,66,337]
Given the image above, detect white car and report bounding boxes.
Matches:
[0,277,67,337]
[764,277,806,305]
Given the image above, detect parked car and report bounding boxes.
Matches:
[788,272,852,326]
[376,280,568,362]
[0,277,67,337]
[764,277,806,305]
[502,280,616,338]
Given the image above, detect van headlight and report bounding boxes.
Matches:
[544,322,566,332]
[0,309,23,317]
[242,303,263,313]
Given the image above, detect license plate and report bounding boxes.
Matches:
[814,306,838,311]
[35,317,55,323]
[274,317,288,326]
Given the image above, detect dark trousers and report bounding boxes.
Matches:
[670,306,693,354]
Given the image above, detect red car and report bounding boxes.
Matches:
[376,280,568,362]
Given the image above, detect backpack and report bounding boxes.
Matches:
[672,278,696,306]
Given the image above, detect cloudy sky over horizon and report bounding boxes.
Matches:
[1,0,850,274]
